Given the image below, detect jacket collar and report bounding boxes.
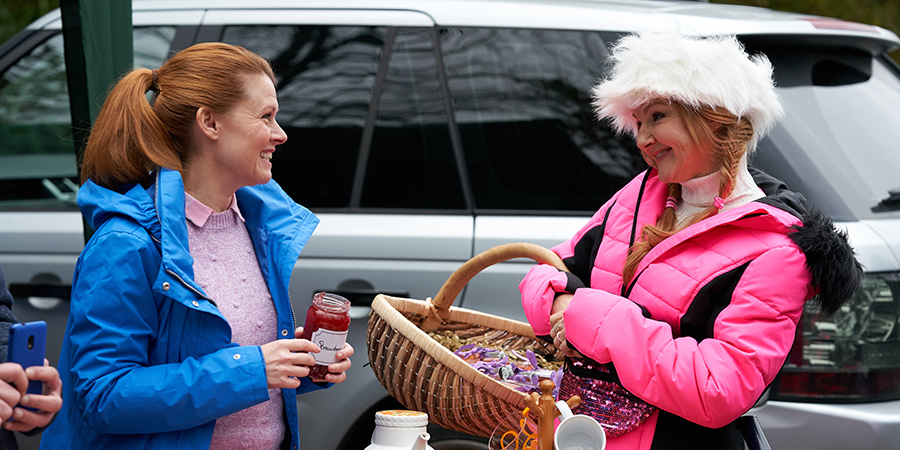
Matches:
[78,168,320,304]
[79,178,161,242]
[152,169,197,288]
[627,169,801,279]
[628,168,862,313]
[151,169,321,294]
[639,192,802,276]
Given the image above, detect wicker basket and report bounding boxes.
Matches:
[366,243,568,437]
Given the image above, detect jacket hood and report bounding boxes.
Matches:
[78,169,319,288]
[78,179,162,241]
[752,168,863,315]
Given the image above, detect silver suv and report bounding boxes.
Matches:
[3,1,900,449]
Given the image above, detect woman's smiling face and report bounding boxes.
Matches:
[633,100,718,184]
[211,73,287,190]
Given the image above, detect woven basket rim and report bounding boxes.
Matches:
[369,293,537,406]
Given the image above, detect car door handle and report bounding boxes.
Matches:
[9,283,71,301]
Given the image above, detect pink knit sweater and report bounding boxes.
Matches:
[185,193,284,450]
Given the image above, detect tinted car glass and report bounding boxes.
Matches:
[362,28,465,210]
[0,32,71,210]
[440,28,645,213]
[750,43,900,221]
[222,25,385,210]
[0,27,176,211]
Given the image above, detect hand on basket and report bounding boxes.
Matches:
[550,308,582,359]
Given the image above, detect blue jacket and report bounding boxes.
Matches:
[40,168,325,449]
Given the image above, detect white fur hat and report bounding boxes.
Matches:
[592,33,784,151]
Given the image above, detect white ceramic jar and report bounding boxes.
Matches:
[365,410,434,450]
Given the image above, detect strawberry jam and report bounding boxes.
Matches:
[300,292,351,380]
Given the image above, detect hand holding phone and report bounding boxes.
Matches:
[0,363,27,424]
[7,321,47,403]
[0,320,61,431]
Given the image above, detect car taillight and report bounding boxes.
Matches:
[771,272,900,402]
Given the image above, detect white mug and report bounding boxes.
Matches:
[554,401,607,450]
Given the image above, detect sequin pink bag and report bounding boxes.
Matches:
[557,357,657,438]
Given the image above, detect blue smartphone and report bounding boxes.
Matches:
[8,321,47,401]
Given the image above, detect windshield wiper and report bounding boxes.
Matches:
[872,188,900,212]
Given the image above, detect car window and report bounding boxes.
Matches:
[748,42,900,220]
[361,28,465,210]
[0,27,176,211]
[222,25,386,210]
[440,28,645,213]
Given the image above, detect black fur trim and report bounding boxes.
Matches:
[788,205,863,316]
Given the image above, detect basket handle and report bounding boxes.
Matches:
[420,242,569,331]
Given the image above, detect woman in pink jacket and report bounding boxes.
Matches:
[520,32,862,449]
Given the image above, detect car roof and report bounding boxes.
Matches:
[30,0,900,51]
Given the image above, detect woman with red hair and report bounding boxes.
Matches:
[41,42,351,449]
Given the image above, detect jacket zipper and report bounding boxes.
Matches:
[288,291,296,336]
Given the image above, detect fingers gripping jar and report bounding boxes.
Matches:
[300,292,351,379]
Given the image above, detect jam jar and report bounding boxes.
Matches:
[300,292,351,379]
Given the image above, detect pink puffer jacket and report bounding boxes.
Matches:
[521,169,861,450]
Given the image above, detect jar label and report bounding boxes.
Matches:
[310,329,348,365]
